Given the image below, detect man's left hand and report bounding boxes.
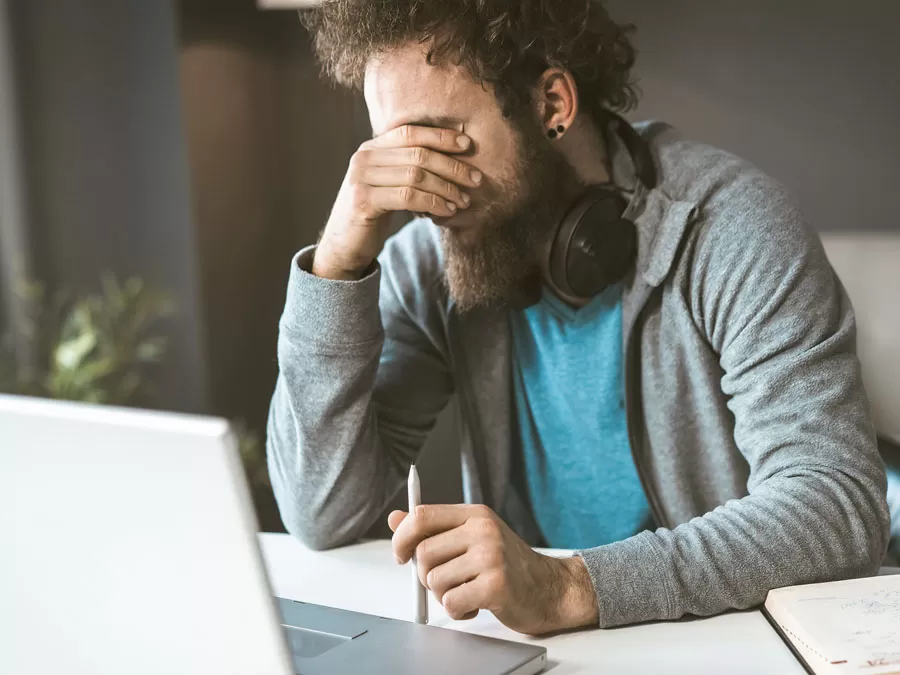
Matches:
[388,504,598,636]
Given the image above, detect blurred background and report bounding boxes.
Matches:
[0,0,897,540]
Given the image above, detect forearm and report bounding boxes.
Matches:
[577,467,888,628]
[267,369,403,551]
[267,247,398,549]
[267,243,454,549]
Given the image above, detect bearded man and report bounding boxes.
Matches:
[266,0,889,635]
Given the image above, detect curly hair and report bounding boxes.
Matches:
[300,0,639,123]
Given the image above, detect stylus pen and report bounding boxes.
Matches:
[408,464,429,625]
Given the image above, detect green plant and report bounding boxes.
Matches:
[0,276,174,404]
[0,275,270,492]
[234,420,270,490]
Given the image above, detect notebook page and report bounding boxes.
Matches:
[777,576,900,672]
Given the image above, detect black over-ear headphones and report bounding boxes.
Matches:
[547,113,657,299]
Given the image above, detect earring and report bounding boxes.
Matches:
[547,128,558,139]
[556,125,565,134]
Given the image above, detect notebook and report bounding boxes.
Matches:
[763,574,900,675]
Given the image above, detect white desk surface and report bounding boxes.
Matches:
[259,533,805,675]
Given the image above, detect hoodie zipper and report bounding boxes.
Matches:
[448,312,493,507]
[623,305,669,530]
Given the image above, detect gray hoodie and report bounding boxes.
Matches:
[267,120,890,628]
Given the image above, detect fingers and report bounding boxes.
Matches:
[441,575,496,621]
[424,547,483,599]
[387,510,406,533]
[358,165,472,211]
[364,124,472,154]
[413,528,470,588]
[318,124,478,278]
[387,504,504,624]
[364,185,459,218]
[365,147,483,189]
[347,126,484,223]
[392,504,488,563]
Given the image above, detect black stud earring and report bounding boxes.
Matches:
[547,128,558,139]
[556,125,565,134]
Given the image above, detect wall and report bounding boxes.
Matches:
[9,0,208,412]
[176,1,356,529]
[0,0,34,364]
[606,0,900,232]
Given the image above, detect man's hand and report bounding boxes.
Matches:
[314,124,483,281]
[389,504,598,636]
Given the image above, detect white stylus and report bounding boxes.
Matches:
[408,464,428,625]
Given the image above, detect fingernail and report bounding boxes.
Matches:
[470,169,482,184]
[456,135,470,149]
[447,201,457,212]
[461,193,471,205]
[395,555,403,565]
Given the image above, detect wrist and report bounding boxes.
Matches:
[312,241,371,281]
[552,556,599,631]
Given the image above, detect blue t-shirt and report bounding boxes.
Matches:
[508,284,651,549]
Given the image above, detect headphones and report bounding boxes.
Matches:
[545,113,657,300]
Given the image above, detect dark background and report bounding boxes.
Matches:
[1,0,897,530]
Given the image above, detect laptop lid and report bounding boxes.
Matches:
[0,395,294,675]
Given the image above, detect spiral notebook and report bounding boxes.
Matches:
[763,574,900,675]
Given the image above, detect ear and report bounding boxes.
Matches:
[533,67,579,137]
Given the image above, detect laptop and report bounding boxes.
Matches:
[0,394,547,675]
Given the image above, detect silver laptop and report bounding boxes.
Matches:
[0,395,547,675]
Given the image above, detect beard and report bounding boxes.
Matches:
[440,117,582,312]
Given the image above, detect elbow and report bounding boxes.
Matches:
[281,509,365,552]
[862,502,892,574]
[271,476,362,552]
[857,474,892,574]
[831,485,891,578]
[282,513,343,552]
[789,469,892,582]
[271,480,350,552]
[264,420,381,552]
[265,424,340,551]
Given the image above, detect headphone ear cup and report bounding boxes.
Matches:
[549,188,636,299]
[565,213,636,297]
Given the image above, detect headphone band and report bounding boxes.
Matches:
[543,112,653,301]
[601,111,658,191]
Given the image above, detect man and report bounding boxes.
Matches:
[267,0,890,635]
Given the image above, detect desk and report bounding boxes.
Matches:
[259,533,805,675]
